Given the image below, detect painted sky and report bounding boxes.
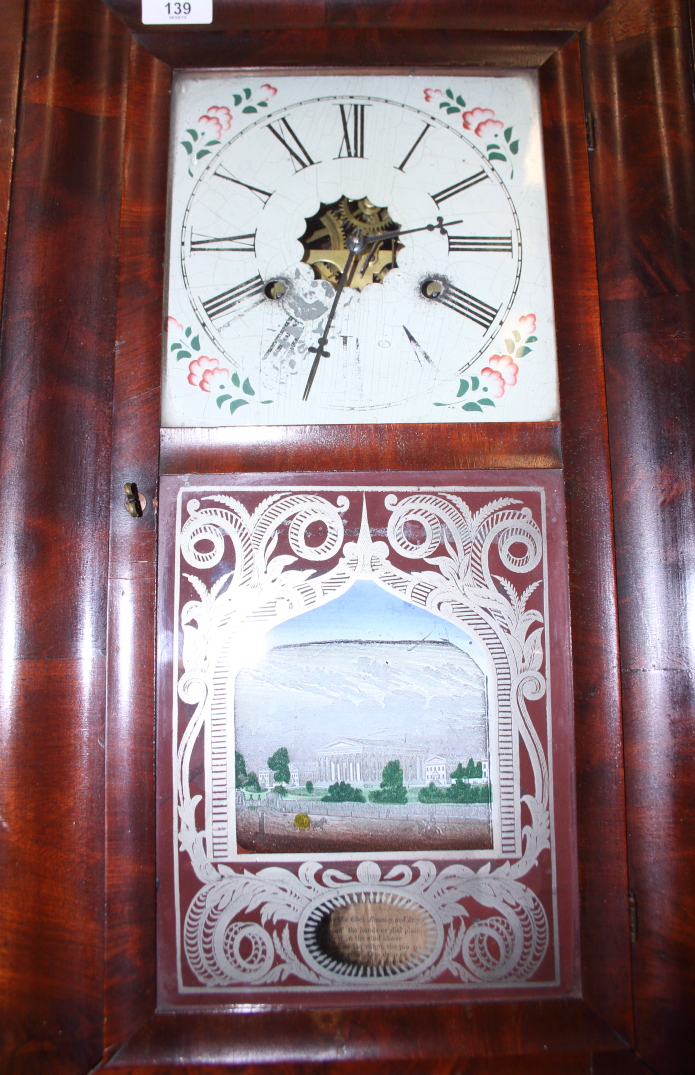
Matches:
[234,581,489,774]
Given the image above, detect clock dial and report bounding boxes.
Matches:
[165,75,557,425]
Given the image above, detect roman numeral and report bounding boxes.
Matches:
[213,165,273,206]
[448,234,513,254]
[267,118,317,171]
[191,232,257,254]
[430,170,489,207]
[395,123,432,172]
[437,283,500,331]
[336,104,367,158]
[201,274,265,322]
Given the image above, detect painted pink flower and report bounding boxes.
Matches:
[462,107,495,131]
[424,88,442,102]
[199,366,231,392]
[488,353,519,386]
[205,105,233,131]
[476,117,504,139]
[260,84,277,100]
[480,367,506,398]
[188,355,229,392]
[519,313,537,335]
[166,316,184,334]
[198,114,222,139]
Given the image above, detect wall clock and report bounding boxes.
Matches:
[164,73,558,426]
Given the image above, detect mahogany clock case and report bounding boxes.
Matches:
[0,0,693,1073]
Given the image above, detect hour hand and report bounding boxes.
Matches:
[302,235,363,401]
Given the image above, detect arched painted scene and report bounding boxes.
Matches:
[234,580,494,853]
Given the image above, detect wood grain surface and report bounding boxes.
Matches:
[160,423,562,474]
[0,0,25,318]
[104,38,171,1061]
[105,0,612,32]
[539,38,633,1043]
[582,1,695,1071]
[0,0,130,1071]
[130,29,574,70]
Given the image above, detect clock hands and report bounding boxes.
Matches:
[363,215,462,244]
[302,215,467,397]
[302,232,363,401]
[357,215,462,279]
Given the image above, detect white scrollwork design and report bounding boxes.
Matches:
[183,859,548,987]
[174,486,553,989]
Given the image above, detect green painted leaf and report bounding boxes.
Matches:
[196,149,212,159]
[456,95,465,107]
[477,397,495,407]
[242,106,257,114]
[181,140,193,154]
[516,346,531,358]
[488,152,507,162]
[191,335,200,351]
[170,342,181,351]
[447,107,459,114]
[504,126,513,143]
[510,140,519,154]
[258,100,268,107]
[233,94,242,106]
[512,329,520,341]
[244,87,252,99]
[231,372,241,387]
[471,376,479,390]
[205,139,220,146]
[487,143,499,151]
[433,402,447,406]
[176,350,191,360]
[242,377,255,396]
[185,326,191,337]
[457,378,469,397]
[229,398,250,415]
[260,399,273,404]
[186,128,199,141]
[446,88,454,99]
[505,338,515,353]
[525,335,537,343]
[439,101,450,109]
[216,394,233,407]
[462,401,483,412]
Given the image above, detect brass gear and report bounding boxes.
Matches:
[299,195,402,292]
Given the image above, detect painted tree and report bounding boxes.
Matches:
[245,770,261,792]
[267,746,291,785]
[322,781,365,803]
[305,780,314,794]
[369,759,408,805]
[235,750,248,786]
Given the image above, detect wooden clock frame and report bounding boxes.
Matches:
[0,0,693,1072]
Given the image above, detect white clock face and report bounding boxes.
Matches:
[164,75,558,426]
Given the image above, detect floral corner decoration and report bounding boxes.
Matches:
[434,314,537,413]
[167,316,272,417]
[424,87,520,175]
[181,85,277,176]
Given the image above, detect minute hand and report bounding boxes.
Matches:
[302,243,359,402]
[363,216,462,243]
